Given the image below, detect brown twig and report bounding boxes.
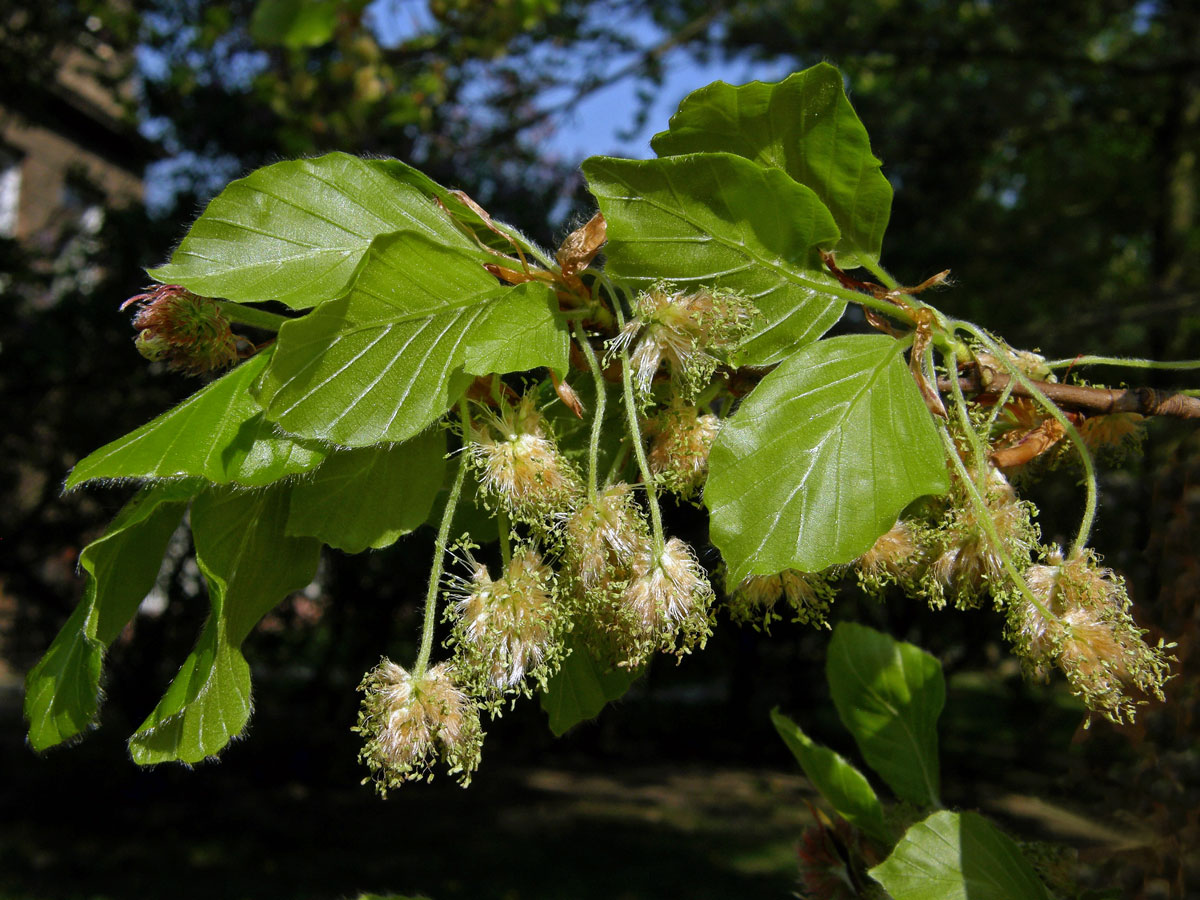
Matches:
[941,368,1200,419]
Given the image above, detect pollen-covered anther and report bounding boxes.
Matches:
[618,537,714,664]
[353,659,483,794]
[447,547,563,696]
[1008,548,1171,723]
[647,403,721,497]
[729,569,833,629]
[122,284,239,375]
[612,284,757,397]
[469,395,581,521]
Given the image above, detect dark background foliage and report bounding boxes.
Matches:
[1,1,1197,897]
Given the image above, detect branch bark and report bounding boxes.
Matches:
[940,369,1200,419]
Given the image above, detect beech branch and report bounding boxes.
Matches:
[940,368,1200,419]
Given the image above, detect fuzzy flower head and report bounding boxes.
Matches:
[613,537,714,667]
[469,394,582,523]
[122,284,239,375]
[1007,548,1171,723]
[929,469,1038,609]
[445,546,564,701]
[563,483,648,595]
[728,569,835,630]
[610,283,757,398]
[354,659,483,794]
[647,401,721,498]
[856,520,925,594]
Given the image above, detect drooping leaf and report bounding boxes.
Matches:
[250,0,340,48]
[869,811,1052,900]
[582,153,844,366]
[256,231,569,447]
[149,153,485,309]
[65,350,326,490]
[651,63,892,268]
[826,623,944,808]
[128,485,320,764]
[770,708,893,846]
[540,638,642,736]
[24,482,196,750]
[705,333,950,580]
[287,429,447,552]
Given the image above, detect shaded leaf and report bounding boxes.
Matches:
[705,334,950,580]
[770,708,893,846]
[651,63,892,267]
[827,623,944,808]
[540,638,641,736]
[66,350,326,490]
[24,482,196,750]
[257,231,568,447]
[129,485,320,764]
[582,153,843,365]
[149,153,483,309]
[869,811,1052,900]
[287,429,447,552]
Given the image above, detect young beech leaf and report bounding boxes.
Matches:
[286,429,447,553]
[256,231,569,447]
[869,810,1053,900]
[148,153,485,309]
[770,708,893,846]
[128,484,320,765]
[540,637,642,736]
[582,152,844,366]
[651,63,892,268]
[827,623,944,808]
[705,333,950,580]
[65,349,327,490]
[24,481,196,751]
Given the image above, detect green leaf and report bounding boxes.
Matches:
[65,350,327,490]
[540,638,642,736]
[149,153,483,309]
[250,0,339,48]
[256,231,569,447]
[129,485,319,764]
[869,811,1052,900]
[770,708,893,846]
[651,63,892,268]
[826,623,944,808]
[705,333,950,579]
[286,429,447,552]
[582,153,844,366]
[24,482,195,750]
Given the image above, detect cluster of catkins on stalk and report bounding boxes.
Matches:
[345,283,1171,793]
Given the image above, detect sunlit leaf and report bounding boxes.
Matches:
[827,623,944,808]
[256,231,568,447]
[540,638,641,736]
[65,350,326,490]
[128,485,319,764]
[869,811,1052,900]
[770,708,893,845]
[582,152,844,365]
[287,429,447,552]
[250,0,339,48]
[651,63,892,267]
[24,482,196,750]
[149,153,484,309]
[705,334,950,580]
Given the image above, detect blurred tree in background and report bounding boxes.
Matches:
[2,2,1197,895]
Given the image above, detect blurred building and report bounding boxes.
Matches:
[0,11,157,247]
